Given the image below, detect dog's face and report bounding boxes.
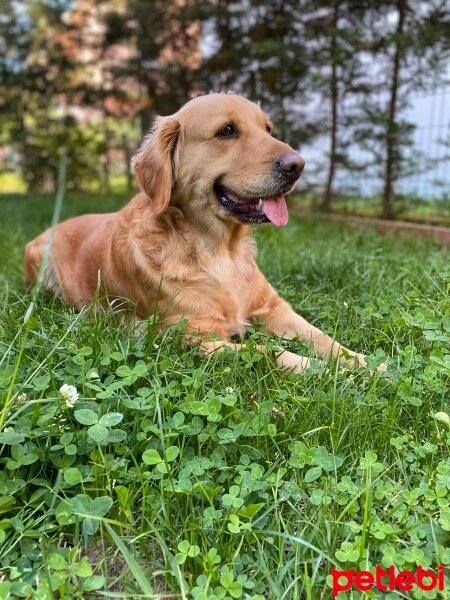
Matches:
[132,94,305,228]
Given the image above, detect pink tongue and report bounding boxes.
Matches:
[262,195,289,227]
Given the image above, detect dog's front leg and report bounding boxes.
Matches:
[266,301,366,368]
[248,275,367,369]
[200,340,312,374]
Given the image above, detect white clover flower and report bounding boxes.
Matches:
[60,384,79,408]
[343,301,349,309]
[17,393,28,403]
[434,412,450,429]
[225,386,234,394]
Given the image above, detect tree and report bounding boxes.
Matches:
[0,0,101,192]
[102,0,205,136]
[355,0,450,217]
[201,0,312,147]
[303,1,376,210]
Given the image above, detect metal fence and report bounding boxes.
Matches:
[302,81,450,206]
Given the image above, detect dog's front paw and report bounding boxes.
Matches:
[344,353,388,376]
[344,352,367,369]
[376,361,388,373]
[275,349,312,374]
[355,354,390,379]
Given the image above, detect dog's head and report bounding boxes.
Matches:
[132,93,304,228]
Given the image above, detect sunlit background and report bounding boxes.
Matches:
[1,0,449,221]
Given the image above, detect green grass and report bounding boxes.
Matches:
[0,193,449,599]
[291,194,450,226]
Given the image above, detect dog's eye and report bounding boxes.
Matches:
[217,124,238,138]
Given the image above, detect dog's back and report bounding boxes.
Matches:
[24,213,114,307]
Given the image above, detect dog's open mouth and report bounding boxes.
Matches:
[214,183,289,227]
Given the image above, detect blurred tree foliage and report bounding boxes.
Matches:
[0,0,73,191]
[352,0,450,217]
[303,0,377,209]
[0,0,115,191]
[200,0,311,147]
[102,0,211,135]
[0,0,448,215]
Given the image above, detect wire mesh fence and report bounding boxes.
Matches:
[300,79,450,219]
[404,84,450,200]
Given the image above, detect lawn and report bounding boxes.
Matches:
[0,193,449,599]
[292,194,450,227]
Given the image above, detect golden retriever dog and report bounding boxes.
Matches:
[24,93,368,373]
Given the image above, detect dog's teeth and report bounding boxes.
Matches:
[258,199,263,210]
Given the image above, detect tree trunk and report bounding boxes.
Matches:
[102,111,112,194]
[123,133,133,193]
[382,0,406,219]
[17,111,36,195]
[321,4,339,212]
[139,105,155,138]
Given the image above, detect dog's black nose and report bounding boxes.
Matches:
[276,153,305,177]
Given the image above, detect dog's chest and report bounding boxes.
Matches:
[158,229,257,337]
[200,246,255,329]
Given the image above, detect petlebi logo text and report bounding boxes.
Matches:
[330,565,447,596]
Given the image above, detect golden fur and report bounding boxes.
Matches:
[24,93,368,373]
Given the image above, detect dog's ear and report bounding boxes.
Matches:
[132,117,180,216]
